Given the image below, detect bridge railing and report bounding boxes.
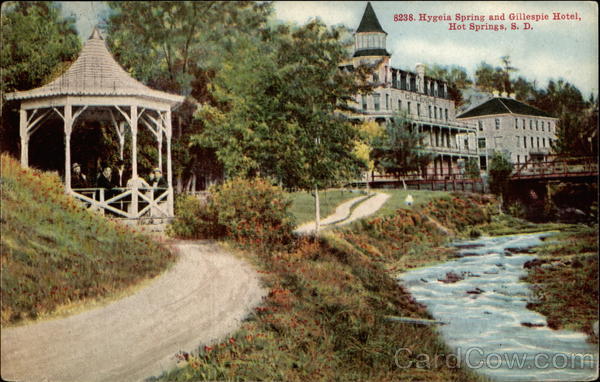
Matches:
[512,156,598,179]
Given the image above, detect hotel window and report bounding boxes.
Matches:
[522,119,525,129]
[417,103,421,117]
[523,136,527,148]
[517,155,521,163]
[398,100,402,111]
[362,95,367,110]
[541,121,544,131]
[494,136,502,147]
[537,137,540,148]
[428,105,432,118]
[407,102,411,114]
[495,118,500,130]
[478,138,486,149]
[535,120,539,130]
[516,136,520,148]
[373,73,379,83]
[373,94,380,111]
[478,121,483,131]
[434,107,438,119]
[386,94,390,110]
[515,118,518,128]
[529,120,532,129]
[543,138,546,147]
[445,109,448,120]
[531,137,534,147]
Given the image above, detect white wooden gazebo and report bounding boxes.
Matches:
[4,28,184,221]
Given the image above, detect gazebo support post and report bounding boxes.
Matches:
[130,105,139,217]
[64,104,73,191]
[19,108,29,167]
[166,109,174,216]
[157,116,163,171]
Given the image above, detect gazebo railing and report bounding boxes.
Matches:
[70,187,171,219]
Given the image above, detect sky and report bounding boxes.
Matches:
[59,1,598,97]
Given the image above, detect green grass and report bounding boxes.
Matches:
[287,188,366,225]
[522,224,599,342]
[1,154,175,326]
[374,189,451,217]
[478,213,572,236]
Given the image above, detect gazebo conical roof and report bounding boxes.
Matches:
[5,28,183,106]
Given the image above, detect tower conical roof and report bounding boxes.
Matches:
[356,2,386,33]
[5,27,183,105]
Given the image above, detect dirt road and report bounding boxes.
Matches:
[1,241,266,382]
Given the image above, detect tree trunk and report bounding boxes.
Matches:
[314,185,320,234]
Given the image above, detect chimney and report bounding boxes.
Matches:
[416,63,425,93]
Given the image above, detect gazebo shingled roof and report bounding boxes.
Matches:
[5,28,183,105]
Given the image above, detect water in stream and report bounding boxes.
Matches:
[399,232,598,381]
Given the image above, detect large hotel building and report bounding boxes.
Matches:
[345,2,556,177]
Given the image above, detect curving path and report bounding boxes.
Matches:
[337,192,390,226]
[1,241,266,382]
[295,192,390,234]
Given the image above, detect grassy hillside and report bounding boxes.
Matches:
[523,224,599,342]
[1,154,175,325]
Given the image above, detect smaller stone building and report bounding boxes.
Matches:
[456,94,558,169]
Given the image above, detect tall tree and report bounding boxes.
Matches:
[194,20,369,190]
[488,151,513,196]
[499,55,517,94]
[474,61,504,93]
[371,113,433,178]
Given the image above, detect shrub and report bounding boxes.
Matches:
[167,194,223,239]
[507,200,527,219]
[212,177,295,249]
[168,177,295,250]
[468,228,482,238]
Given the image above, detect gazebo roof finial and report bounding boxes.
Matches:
[89,26,103,40]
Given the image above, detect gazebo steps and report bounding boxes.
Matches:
[120,217,173,233]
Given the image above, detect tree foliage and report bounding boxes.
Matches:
[426,64,472,106]
[1,1,80,93]
[371,113,434,177]
[488,151,513,195]
[194,20,369,189]
[464,157,481,180]
[105,1,273,190]
[1,1,81,157]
